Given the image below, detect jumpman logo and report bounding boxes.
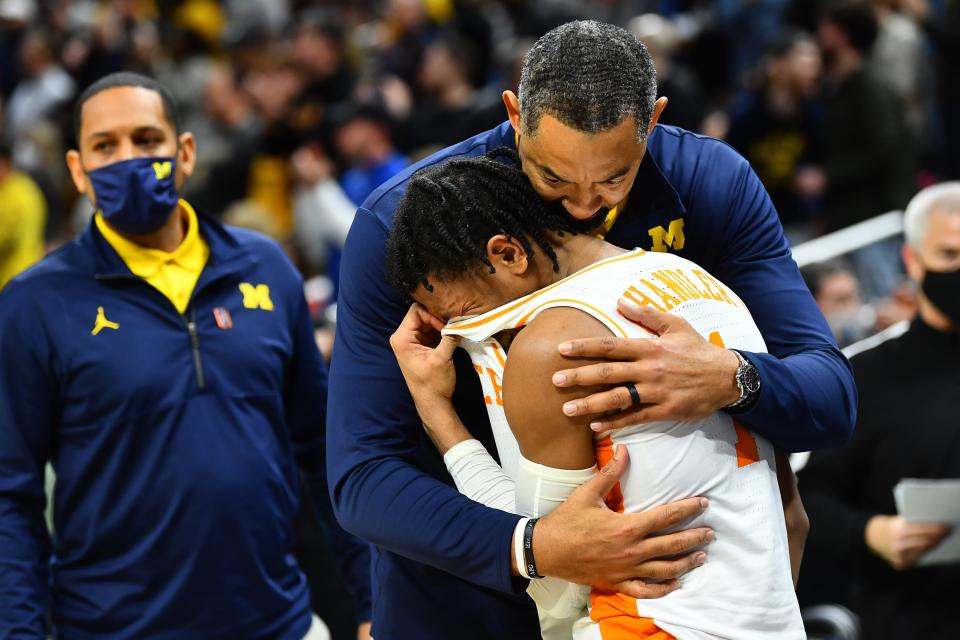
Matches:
[91,306,120,336]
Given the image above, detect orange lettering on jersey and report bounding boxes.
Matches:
[663,269,701,300]
[640,279,681,311]
[623,285,665,312]
[734,421,760,468]
[703,272,735,305]
[651,270,690,302]
[587,592,676,640]
[693,270,725,302]
[473,364,492,405]
[710,333,761,469]
[589,440,675,640]
[674,269,711,300]
[485,367,504,406]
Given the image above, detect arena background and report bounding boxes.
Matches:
[2,1,957,638]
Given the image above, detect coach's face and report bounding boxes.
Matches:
[65,86,196,208]
[504,91,667,221]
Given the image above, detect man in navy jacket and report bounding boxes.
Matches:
[0,73,369,639]
[328,21,856,639]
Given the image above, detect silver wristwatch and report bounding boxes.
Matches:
[725,350,761,413]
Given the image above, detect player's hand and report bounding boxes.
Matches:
[551,298,741,432]
[865,514,950,570]
[533,446,713,598]
[389,303,461,420]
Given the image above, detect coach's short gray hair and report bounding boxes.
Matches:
[518,20,658,143]
[903,182,960,249]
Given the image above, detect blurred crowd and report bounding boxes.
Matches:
[2,0,959,347]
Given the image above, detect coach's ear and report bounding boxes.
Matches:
[487,234,530,276]
[503,90,521,136]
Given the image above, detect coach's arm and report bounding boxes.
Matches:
[553,141,856,453]
[0,284,55,637]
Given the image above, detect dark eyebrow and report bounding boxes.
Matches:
[599,166,631,182]
[86,126,167,142]
[540,165,570,183]
[132,126,167,137]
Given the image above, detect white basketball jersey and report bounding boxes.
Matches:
[444,248,804,640]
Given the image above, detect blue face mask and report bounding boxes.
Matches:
[88,156,180,235]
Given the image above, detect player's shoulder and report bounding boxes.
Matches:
[506,307,613,377]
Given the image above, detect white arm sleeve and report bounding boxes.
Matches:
[516,455,597,640]
[444,441,598,640]
[442,439,516,512]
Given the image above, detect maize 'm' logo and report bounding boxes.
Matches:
[239,283,274,311]
[152,161,172,180]
[648,218,685,253]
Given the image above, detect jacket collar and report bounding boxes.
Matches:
[604,128,686,247]
[86,203,257,281]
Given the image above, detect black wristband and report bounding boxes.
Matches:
[523,518,544,579]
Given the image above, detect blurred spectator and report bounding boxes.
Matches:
[798,181,960,640]
[290,144,356,274]
[714,0,791,84]
[397,33,503,156]
[628,13,708,133]
[801,259,874,346]
[870,0,926,178]
[4,28,74,132]
[0,0,34,96]
[818,1,911,232]
[901,0,960,180]
[727,30,825,241]
[818,1,912,299]
[186,63,262,217]
[378,0,437,88]
[0,136,45,289]
[332,104,408,206]
[294,10,356,111]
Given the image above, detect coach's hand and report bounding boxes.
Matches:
[531,445,713,598]
[551,298,741,432]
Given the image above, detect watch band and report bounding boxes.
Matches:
[725,350,760,413]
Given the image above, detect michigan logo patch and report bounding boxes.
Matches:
[239,283,274,311]
[648,218,685,252]
[152,161,172,180]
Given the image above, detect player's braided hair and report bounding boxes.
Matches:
[386,147,593,297]
[519,20,657,142]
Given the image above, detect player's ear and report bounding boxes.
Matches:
[487,234,530,276]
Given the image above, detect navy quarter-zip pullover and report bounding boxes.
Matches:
[0,212,360,638]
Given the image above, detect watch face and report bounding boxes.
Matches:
[743,366,761,394]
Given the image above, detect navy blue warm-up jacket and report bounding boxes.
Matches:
[328,122,857,639]
[0,214,370,638]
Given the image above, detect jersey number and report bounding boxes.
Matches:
[708,331,760,468]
